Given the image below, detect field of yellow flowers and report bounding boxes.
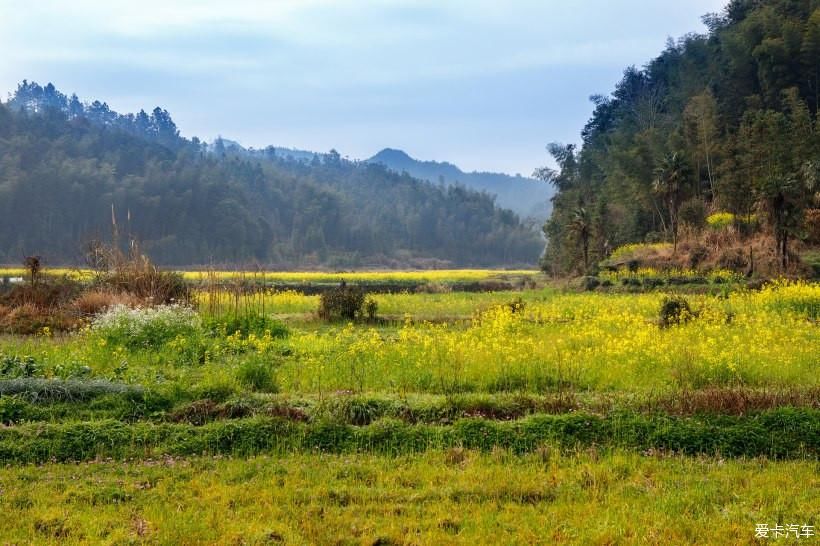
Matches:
[266,281,818,394]
[0,267,537,284]
[0,278,816,543]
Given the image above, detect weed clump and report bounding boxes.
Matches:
[0,354,43,378]
[237,359,279,393]
[658,296,692,328]
[85,240,189,305]
[204,313,288,339]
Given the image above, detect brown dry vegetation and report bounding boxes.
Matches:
[0,243,188,333]
[611,226,814,278]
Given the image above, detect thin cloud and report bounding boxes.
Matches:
[0,0,728,174]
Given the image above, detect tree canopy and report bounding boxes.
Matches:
[539,0,820,273]
[0,82,543,267]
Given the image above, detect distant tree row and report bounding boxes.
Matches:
[0,87,542,267]
[538,0,820,273]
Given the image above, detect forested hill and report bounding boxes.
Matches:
[0,82,543,267]
[367,148,553,221]
[540,0,820,274]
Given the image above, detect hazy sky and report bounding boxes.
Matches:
[1,0,727,175]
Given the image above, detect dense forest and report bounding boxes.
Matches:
[539,0,820,274]
[0,82,543,267]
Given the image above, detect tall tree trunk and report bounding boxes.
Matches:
[781,230,788,270]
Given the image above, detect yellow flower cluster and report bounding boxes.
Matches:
[598,266,743,283]
[280,282,819,393]
[608,242,672,261]
[219,330,279,355]
[185,269,537,284]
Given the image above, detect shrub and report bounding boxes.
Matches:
[0,276,81,309]
[576,276,599,291]
[315,396,396,426]
[318,284,366,320]
[506,297,526,313]
[609,243,671,262]
[706,212,734,229]
[364,297,379,320]
[658,296,693,328]
[415,282,452,294]
[91,304,201,350]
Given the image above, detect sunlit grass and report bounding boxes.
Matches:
[0,450,815,544]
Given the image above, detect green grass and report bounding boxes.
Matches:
[0,450,816,544]
[0,282,817,543]
[0,408,817,464]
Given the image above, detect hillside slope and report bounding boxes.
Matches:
[0,83,543,267]
[540,0,820,275]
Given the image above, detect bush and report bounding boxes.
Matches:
[658,296,693,328]
[576,276,600,291]
[91,304,201,349]
[0,396,32,424]
[0,277,81,309]
[86,241,190,305]
[318,284,366,320]
[364,297,378,320]
[706,212,759,230]
[506,297,526,313]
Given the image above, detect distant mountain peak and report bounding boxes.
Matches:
[372,148,412,161]
[366,149,552,221]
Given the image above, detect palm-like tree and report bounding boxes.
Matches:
[653,152,687,252]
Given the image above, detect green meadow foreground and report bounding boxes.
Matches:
[0,274,817,544]
[1,452,817,544]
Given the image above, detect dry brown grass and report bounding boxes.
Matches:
[626,228,812,278]
[86,240,189,305]
[72,290,142,317]
[645,387,820,416]
[0,303,80,334]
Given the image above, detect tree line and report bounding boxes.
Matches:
[538,0,820,273]
[0,83,543,267]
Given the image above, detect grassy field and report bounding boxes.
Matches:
[0,277,817,543]
[2,451,817,544]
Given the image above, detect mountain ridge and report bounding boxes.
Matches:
[367,148,552,221]
[0,81,544,268]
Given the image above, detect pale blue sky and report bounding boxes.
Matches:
[1,0,726,175]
